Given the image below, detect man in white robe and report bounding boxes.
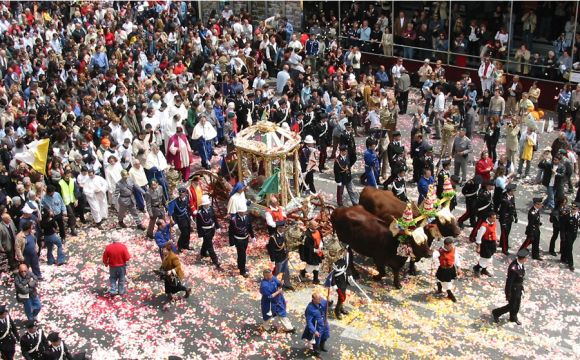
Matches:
[105,155,123,210]
[83,168,109,227]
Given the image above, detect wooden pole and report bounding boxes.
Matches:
[265,155,272,179]
[237,149,244,184]
[280,155,287,207]
[293,148,300,196]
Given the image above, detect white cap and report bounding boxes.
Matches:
[201,195,211,206]
[304,135,316,144]
[424,58,430,63]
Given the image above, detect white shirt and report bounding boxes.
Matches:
[367,110,381,129]
[265,206,286,228]
[392,64,404,79]
[475,221,496,245]
[276,70,290,94]
[434,93,446,112]
[432,248,462,267]
[289,40,303,51]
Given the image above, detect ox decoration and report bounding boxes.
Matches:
[391,189,455,259]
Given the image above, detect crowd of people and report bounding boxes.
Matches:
[0,1,577,358]
[320,2,580,81]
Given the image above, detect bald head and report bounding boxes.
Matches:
[18,263,28,273]
[1,213,11,224]
[311,292,322,304]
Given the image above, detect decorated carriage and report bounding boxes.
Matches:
[231,121,341,261]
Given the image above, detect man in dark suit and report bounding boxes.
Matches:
[498,184,518,255]
[333,145,357,207]
[229,206,255,277]
[0,213,18,271]
[492,249,529,325]
[519,197,544,260]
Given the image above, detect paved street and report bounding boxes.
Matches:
[0,90,578,359]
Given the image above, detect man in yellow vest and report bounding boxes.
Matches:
[58,170,78,236]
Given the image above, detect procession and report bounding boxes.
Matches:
[0,1,579,359]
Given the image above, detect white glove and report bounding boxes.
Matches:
[332,285,338,290]
[347,275,355,286]
[192,210,198,216]
[336,183,342,186]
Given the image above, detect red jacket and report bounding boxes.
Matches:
[475,158,494,181]
[102,242,131,267]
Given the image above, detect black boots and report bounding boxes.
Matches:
[334,301,350,319]
[119,221,127,228]
[312,270,320,284]
[334,302,342,320]
[408,262,417,276]
[299,269,321,284]
[436,282,443,294]
[319,340,328,352]
[447,290,457,302]
[473,264,481,276]
[480,268,492,277]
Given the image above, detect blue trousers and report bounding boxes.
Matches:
[109,265,127,295]
[134,185,148,211]
[545,186,555,209]
[273,258,292,287]
[198,139,213,168]
[23,246,41,278]
[44,234,66,265]
[365,167,379,187]
[146,168,169,200]
[22,296,42,321]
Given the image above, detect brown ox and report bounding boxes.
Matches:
[357,186,461,275]
[331,206,438,289]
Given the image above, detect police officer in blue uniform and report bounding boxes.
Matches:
[267,221,293,290]
[228,204,255,277]
[492,248,529,325]
[196,194,221,270]
[388,166,408,202]
[169,187,193,253]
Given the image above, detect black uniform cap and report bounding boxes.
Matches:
[25,320,37,329]
[517,248,529,258]
[506,184,517,192]
[47,332,60,342]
